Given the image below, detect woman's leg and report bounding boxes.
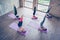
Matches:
[39,16,47,31]
[46,7,52,18]
[14,6,17,16]
[40,16,46,27]
[33,7,36,16]
[32,7,38,19]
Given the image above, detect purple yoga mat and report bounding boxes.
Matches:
[9,22,30,31]
[9,22,32,35]
[8,14,16,19]
[9,22,19,31]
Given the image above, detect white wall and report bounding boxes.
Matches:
[0,0,19,16]
[49,0,60,17]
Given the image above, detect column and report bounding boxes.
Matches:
[33,0,38,9]
[49,0,60,17]
[19,0,25,7]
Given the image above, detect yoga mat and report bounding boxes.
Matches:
[8,14,16,19]
[9,22,19,31]
[9,22,32,35]
[9,21,31,31]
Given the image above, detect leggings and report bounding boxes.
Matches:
[33,7,36,15]
[18,21,23,28]
[40,16,46,27]
[14,6,17,16]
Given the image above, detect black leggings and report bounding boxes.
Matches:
[18,21,23,28]
[40,16,46,27]
[14,6,17,16]
[33,7,36,15]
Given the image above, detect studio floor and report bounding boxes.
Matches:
[0,7,60,40]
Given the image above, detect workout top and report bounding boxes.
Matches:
[19,18,23,22]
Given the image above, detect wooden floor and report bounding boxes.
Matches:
[0,8,60,40]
